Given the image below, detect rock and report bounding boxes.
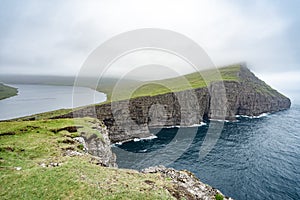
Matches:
[141,165,167,173]
[64,150,84,157]
[40,163,46,168]
[14,167,22,171]
[74,137,88,152]
[55,65,290,143]
[142,166,234,200]
[39,162,62,168]
[75,121,117,168]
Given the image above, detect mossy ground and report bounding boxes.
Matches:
[0,83,18,100]
[0,118,175,200]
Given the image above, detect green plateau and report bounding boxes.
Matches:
[0,83,18,100]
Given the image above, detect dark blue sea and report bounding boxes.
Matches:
[113,104,300,200]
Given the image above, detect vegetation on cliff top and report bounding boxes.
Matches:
[99,63,287,103]
[102,64,241,101]
[10,63,285,121]
[0,83,18,100]
[0,118,177,199]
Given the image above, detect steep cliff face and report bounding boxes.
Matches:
[75,120,117,167]
[220,67,291,118]
[57,65,290,143]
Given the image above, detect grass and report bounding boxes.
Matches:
[253,80,284,97]
[215,193,224,200]
[101,64,241,102]
[0,118,175,200]
[11,108,73,121]
[98,63,285,102]
[11,65,238,120]
[0,83,18,100]
[10,63,284,122]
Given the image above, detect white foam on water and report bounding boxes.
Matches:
[236,112,269,119]
[210,119,230,122]
[165,122,207,128]
[190,122,207,127]
[111,142,123,147]
[133,135,158,142]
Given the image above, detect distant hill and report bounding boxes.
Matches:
[100,63,287,103]
[0,83,18,100]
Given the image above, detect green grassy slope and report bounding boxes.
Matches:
[9,64,285,121]
[0,118,175,200]
[0,83,18,100]
[100,64,241,102]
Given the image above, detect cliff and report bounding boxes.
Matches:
[0,117,233,200]
[56,64,291,143]
[142,166,233,200]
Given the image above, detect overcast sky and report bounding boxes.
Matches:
[0,0,299,98]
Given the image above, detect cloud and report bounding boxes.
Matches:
[0,0,298,83]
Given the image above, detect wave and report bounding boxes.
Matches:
[236,112,269,119]
[210,119,231,122]
[165,122,207,128]
[111,142,123,147]
[190,122,207,127]
[111,135,158,146]
[133,135,158,142]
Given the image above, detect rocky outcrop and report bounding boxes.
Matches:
[215,66,291,118]
[75,120,117,167]
[55,65,290,143]
[142,165,233,200]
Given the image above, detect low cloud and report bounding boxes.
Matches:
[0,0,299,92]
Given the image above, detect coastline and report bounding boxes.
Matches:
[0,83,18,100]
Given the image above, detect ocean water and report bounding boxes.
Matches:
[114,104,300,200]
[0,84,106,120]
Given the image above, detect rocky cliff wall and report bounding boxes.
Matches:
[142,165,233,200]
[73,119,117,167]
[56,66,290,143]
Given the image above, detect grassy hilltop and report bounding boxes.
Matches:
[12,63,283,122]
[0,117,228,200]
[0,118,177,199]
[0,83,18,100]
[100,64,241,102]
[97,63,284,103]
[8,64,242,121]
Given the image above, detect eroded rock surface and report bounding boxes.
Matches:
[56,66,290,143]
[142,165,233,200]
[75,121,117,167]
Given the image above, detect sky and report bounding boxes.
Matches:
[0,0,299,99]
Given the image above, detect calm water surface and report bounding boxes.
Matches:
[0,84,106,120]
[114,105,300,200]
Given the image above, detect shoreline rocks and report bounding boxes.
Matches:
[142,165,233,200]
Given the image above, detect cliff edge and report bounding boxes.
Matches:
[0,118,233,199]
[56,64,291,143]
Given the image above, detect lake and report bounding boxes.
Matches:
[0,84,106,120]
